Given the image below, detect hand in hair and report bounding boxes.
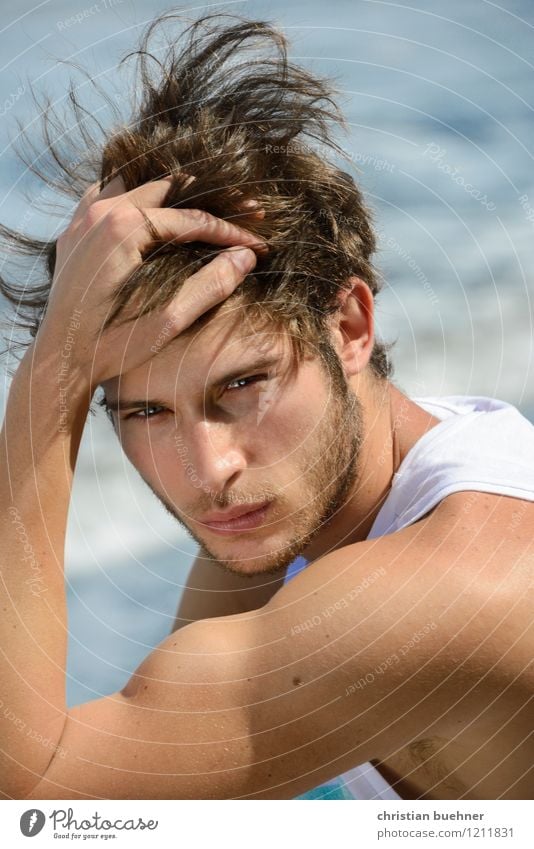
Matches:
[35,173,267,388]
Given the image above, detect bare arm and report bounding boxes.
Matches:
[23,536,428,801]
[0,347,91,798]
[172,550,287,631]
[0,176,265,799]
[23,491,532,801]
[23,513,489,801]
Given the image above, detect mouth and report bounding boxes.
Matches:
[197,501,272,534]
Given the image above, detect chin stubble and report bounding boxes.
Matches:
[151,366,364,576]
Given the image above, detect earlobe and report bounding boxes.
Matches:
[332,277,375,377]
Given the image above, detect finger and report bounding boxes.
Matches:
[70,176,127,226]
[133,206,269,254]
[110,175,176,208]
[97,174,128,200]
[71,177,175,232]
[236,207,266,221]
[236,199,265,220]
[76,176,188,227]
[69,180,106,225]
[160,246,257,336]
[104,174,197,211]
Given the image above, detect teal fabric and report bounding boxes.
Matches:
[296,781,356,800]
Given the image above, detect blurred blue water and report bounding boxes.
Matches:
[66,546,192,704]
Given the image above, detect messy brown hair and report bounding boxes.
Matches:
[0,10,393,407]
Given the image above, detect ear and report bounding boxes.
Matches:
[329,277,375,377]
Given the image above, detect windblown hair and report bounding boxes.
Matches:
[0,10,393,391]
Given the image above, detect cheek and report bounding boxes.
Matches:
[281,376,331,434]
[258,394,329,462]
[118,427,177,481]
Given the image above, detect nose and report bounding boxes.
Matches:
[182,420,247,494]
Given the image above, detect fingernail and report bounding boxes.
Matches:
[229,247,255,272]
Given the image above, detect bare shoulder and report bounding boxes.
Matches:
[419,490,534,593]
[421,490,534,656]
[429,488,534,538]
[268,489,534,618]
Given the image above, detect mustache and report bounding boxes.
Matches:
[192,489,279,512]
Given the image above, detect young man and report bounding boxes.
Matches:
[1,13,533,801]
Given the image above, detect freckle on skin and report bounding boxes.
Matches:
[292,676,302,686]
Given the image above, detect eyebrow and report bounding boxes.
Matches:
[101,355,282,413]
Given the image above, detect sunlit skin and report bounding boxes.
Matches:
[5,160,532,804]
[101,279,442,576]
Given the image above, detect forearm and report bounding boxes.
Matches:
[0,341,92,797]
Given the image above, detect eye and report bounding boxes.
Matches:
[124,405,167,421]
[225,374,268,392]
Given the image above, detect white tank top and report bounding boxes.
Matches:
[285,395,534,800]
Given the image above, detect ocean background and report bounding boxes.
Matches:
[0,0,533,719]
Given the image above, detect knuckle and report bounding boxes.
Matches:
[82,200,108,228]
[209,280,227,302]
[186,208,210,228]
[160,306,181,332]
[82,201,139,238]
[210,264,235,299]
[222,249,248,276]
[220,251,239,273]
[103,206,127,231]
[100,206,138,242]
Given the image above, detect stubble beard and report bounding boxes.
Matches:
[180,376,365,577]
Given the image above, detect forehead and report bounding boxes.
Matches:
[183,305,287,362]
[101,306,296,401]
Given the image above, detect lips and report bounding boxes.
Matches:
[197,500,272,534]
[199,500,271,523]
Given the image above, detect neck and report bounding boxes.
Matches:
[300,380,442,562]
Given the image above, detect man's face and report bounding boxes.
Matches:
[102,309,364,576]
